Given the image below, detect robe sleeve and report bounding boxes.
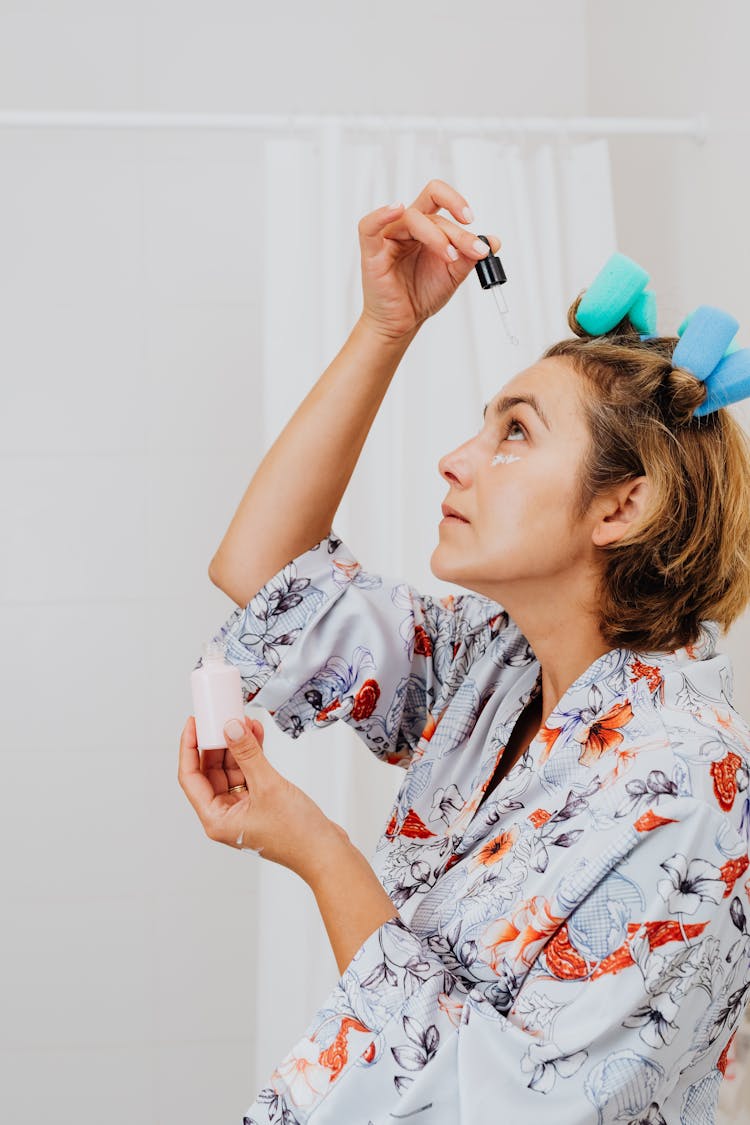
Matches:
[240,796,749,1123]
[197,529,507,766]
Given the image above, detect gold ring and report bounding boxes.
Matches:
[228,784,248,794]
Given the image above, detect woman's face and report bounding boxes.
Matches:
[431,356,596,603]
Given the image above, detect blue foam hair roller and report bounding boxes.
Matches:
[576,252,650,335]
[672,306,740,383]
[693,348,750,416]
[628,289,657,335]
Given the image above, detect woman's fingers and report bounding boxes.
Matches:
[359,183,501,267]
[383,205,489,265]
[431,215,502,262]
[359,205,501,268]
[223,721,262,787]
[199,736,245,792]
[408,178,474,223]
[178,716,218,817]
[358,202,405,256]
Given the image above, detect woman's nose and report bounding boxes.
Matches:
[438,443,472,485]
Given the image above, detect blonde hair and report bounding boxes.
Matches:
[541,294,750,651]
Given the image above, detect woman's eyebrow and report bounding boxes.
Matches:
[482,394,551,432]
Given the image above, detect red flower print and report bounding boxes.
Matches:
[317,697,342,721]
[317,1016,373,1081]
[400,808,437,839]
[546,924,638,982]
[437,991,464,1028]
[385,750,410,766]
[476,825,519,867]
[271,1040,332,1108]
[717,1029,737,1076]
[333,559,360,581]
[576,700,634,767]
[537,724,562,765]
[419,711,437,742]
[480,896,565,971]
[641,919,707,949]
[528,808,552,828]
[413,624,432,657]
[629,658,663,692]
[361,1041,376,1064]
[546,919,708,982]
[634,809,678,833]
[545,924,589,980]
[711,751,742,811]
[720,854,750,897]
[351,678,380,721]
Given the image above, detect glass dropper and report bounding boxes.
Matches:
[474,234,520,346]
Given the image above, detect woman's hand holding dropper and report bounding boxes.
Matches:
[358,178,502,342]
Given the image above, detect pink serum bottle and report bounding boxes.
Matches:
[191,640,245,750]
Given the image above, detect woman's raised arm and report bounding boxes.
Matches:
[208,315,417,608]
[208,181,500,609]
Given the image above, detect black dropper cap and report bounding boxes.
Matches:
[474,234,507,289]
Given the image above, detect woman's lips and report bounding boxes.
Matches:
[441,503,469,523]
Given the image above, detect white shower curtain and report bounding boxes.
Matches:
[250,124,618,1085]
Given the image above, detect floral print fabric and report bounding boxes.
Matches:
[198,531,750,1123]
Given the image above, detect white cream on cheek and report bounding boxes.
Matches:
[490,452,521,465]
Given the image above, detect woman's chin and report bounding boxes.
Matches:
[430,543,462,582]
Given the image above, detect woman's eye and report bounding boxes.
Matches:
[503,417,526,441]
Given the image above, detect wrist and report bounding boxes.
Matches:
[302,818,354,888]
[356,312,421,351]
[306,824,399,975]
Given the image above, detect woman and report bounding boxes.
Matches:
[178,179,750,1123]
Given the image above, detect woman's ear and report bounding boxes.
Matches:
[591,476,650,548]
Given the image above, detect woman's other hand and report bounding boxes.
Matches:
[178,714,349,885]
[358,178,502,342]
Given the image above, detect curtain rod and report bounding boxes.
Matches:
[0,110,709,142]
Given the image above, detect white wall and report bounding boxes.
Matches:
[0,0,588,114]
[0,4,591,1123]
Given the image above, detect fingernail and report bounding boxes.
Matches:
[224,718,245,741]
[473,238,489,256]
[446,244,459,261]
[463,206,474,223]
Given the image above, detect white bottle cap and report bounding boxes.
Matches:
[202,640,227,663]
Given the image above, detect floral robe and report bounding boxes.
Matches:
[196,531,750,1124]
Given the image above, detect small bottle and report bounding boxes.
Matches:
[190,640,245,750]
